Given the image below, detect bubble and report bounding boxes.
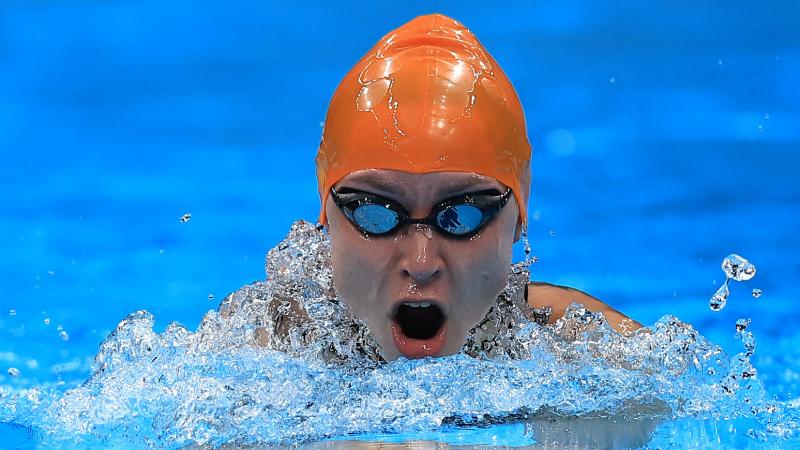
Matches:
[718,59,724,65]
[208,294,215,301]
[752,288,762,298]
[180,213,192,223]
[757,125,764,132]
[549,230,556,237]
[7,367,20,377]
[609,77,616,83]
[48,270,55,277]
[44,317,51,325]
[57,324,63,331]
[764,114,770,120]
[721,254,756,281]
[735,318,751,333]
[709,281,730,311]
[59,331,69,341]
[158,249,165,254]
[8,309,16,317]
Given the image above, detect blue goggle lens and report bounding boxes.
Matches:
[436,204,484,235]
[352,204,401,234]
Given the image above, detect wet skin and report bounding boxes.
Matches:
[326,169,640,361]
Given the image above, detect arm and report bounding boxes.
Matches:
[527,281,642,335]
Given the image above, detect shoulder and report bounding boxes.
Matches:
[526,281,642,333]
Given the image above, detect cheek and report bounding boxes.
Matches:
[450,215,516,305]
[329,226,390,315]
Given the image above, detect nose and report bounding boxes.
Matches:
[398,224,444,284]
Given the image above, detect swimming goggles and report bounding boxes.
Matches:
[330,186,512,238]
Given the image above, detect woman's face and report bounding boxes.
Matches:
[325,169,520,360]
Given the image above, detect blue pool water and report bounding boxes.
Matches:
[1,1,799,448]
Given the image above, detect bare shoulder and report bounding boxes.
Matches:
[527,281,642,334]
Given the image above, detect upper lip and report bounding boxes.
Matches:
[389,298,448,318]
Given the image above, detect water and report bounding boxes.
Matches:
[2,1,799,448]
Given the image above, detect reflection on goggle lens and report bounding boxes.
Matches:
[331,187,511,238]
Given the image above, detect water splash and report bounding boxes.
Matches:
[0,222,796,448]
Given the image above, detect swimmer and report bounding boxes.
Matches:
[222,13,640,362]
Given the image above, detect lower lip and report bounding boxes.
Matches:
[391,321,448,359]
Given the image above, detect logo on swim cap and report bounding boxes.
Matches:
[316,14,531,225]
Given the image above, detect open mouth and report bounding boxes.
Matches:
[391,302,448,358]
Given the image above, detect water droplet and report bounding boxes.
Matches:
[609,77,616,83]
[56,324,63,331]
[158,249,165,254]
[59,330,70,341]
[415,224,433,239]
[7,367,20,377]
[532,210,541,221]
[721,254,756,281]
[180,213,192,223]
[718,59,724,65]
[752,288,762,298]
[47,270,55,277]
[43,317,51,325]
[549,230,556,237]
[208,294,215,301]
[709,281,730,311]
[757,125,764,132]
[8,309,16,317]
[764,113,770,120]
[736,318,751,333]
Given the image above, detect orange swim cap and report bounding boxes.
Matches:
[316,13,531,226]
